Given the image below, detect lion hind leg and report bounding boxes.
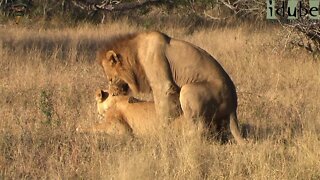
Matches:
[179,84,213,136]
[179,83,212,121]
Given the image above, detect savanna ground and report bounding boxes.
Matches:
[0,22,319,179]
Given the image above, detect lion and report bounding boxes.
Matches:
[78,89,185,136]
[97,31,246,144]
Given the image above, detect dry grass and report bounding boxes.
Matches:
[0,22,319,179]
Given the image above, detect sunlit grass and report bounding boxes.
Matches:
[0,23,319,179]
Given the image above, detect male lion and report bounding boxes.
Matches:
[97,31,245,144]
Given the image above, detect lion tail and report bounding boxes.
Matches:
[229,111,246,145]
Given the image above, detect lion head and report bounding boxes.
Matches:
[95,86,130,116]
[98,50,139,95]
[97,32,152,96]
[95,89,110,116]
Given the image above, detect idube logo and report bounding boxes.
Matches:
[267,0,320,19]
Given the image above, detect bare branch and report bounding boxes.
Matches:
[71,0,99,11]
[100,0,160,11]
[296,22,320,42]
[71,0,161,12]
[219,0,236,11]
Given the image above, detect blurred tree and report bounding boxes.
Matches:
[1,0,32,23]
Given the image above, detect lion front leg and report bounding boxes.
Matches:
[152,83,181,122]
[140,47,181,122]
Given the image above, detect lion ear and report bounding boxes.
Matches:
[106,50,120,65]
[95,89,109,101]
[100,89,109,101]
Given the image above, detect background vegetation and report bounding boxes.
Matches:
[1,0,319,53]
[0,21,319,178]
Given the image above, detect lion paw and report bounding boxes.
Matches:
[128,96,141,103]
